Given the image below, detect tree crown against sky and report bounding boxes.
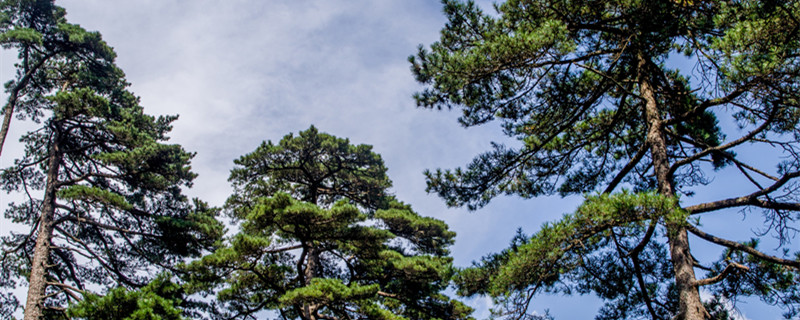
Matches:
[227,125,392,210]
[0,1,223,319]
[0,0,121,159]
[412,0,800,319]
[186,126,473,320]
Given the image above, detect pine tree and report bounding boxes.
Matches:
[0,3,223,318]
[0,0,116,158]
[411,1,800,319]
[185,127,473,320]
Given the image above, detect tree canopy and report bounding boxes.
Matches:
[0,0,119,158]
[227,125,392,210]
[185,127,473,320]
[65,273,190,320]
[411,0,800,319]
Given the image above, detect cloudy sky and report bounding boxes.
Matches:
[0,1,788,319]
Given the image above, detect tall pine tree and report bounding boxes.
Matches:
[185,127,473,320]
[0,2,223,318]
[412,0,800,319]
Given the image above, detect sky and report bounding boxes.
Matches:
[0,1,791,319]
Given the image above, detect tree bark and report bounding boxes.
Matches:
[0,99,14,159]
[23,126,61,320]
[302,246,321,320]
[300,192,321,320]
[638,53,708,320]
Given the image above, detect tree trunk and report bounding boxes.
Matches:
[0,99,14,159]
[23,127,61,320]
[638,53,708,320]
[299,192,321,320]
[302,246,321,320]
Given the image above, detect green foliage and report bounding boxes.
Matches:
[456,192,684,296]
[455,193,683,318]
[0,0,117,124]
[375,201,456,256]
[278,278,379,307]
[411,0,800,208]
[0,27,42,45]
[190,194,468,319]
[57,184,134,210]
[186,128,472,320]
[228,125,391,210]
[66,274,187,320]
[412,0,800,318]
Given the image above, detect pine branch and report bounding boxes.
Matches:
[54,226,143,287]
[611,226,662,320]
[684,171,800,214]
[727,155,779,182]
[692,262,749,287]
[45,281,84,301]
[56,170,120,187]
[57,211,159,238]
[668,114,773,178]
[686,224,800,269]
[604,143,648,193]
[664,80,755,127]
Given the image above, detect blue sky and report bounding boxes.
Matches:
[0,1,792,319]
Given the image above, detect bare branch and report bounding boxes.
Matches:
[724,154,779,182]
[54,226,143,287]
[377,291,399,299]
[668,116,772,178]
[56,172,121,188]
[46,281,85,301]
[692,262,749,287]
[56,212,159,238]
[627,221,657,258]
[604,143,648,194]
[686,224,800,269]
[684,171,800,214]
[576,62,641,98]
[665,81,755,127]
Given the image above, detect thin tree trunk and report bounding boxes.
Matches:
[23,126,61,320]
[638,53,708,320]
[0,51,55,159]
[300,191,321,320]
[0,82,22,159]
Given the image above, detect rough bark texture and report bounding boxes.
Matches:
[23,128,61,320]
[666,226,708,320]
[638,53,708,320]
[303,247,321,320]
